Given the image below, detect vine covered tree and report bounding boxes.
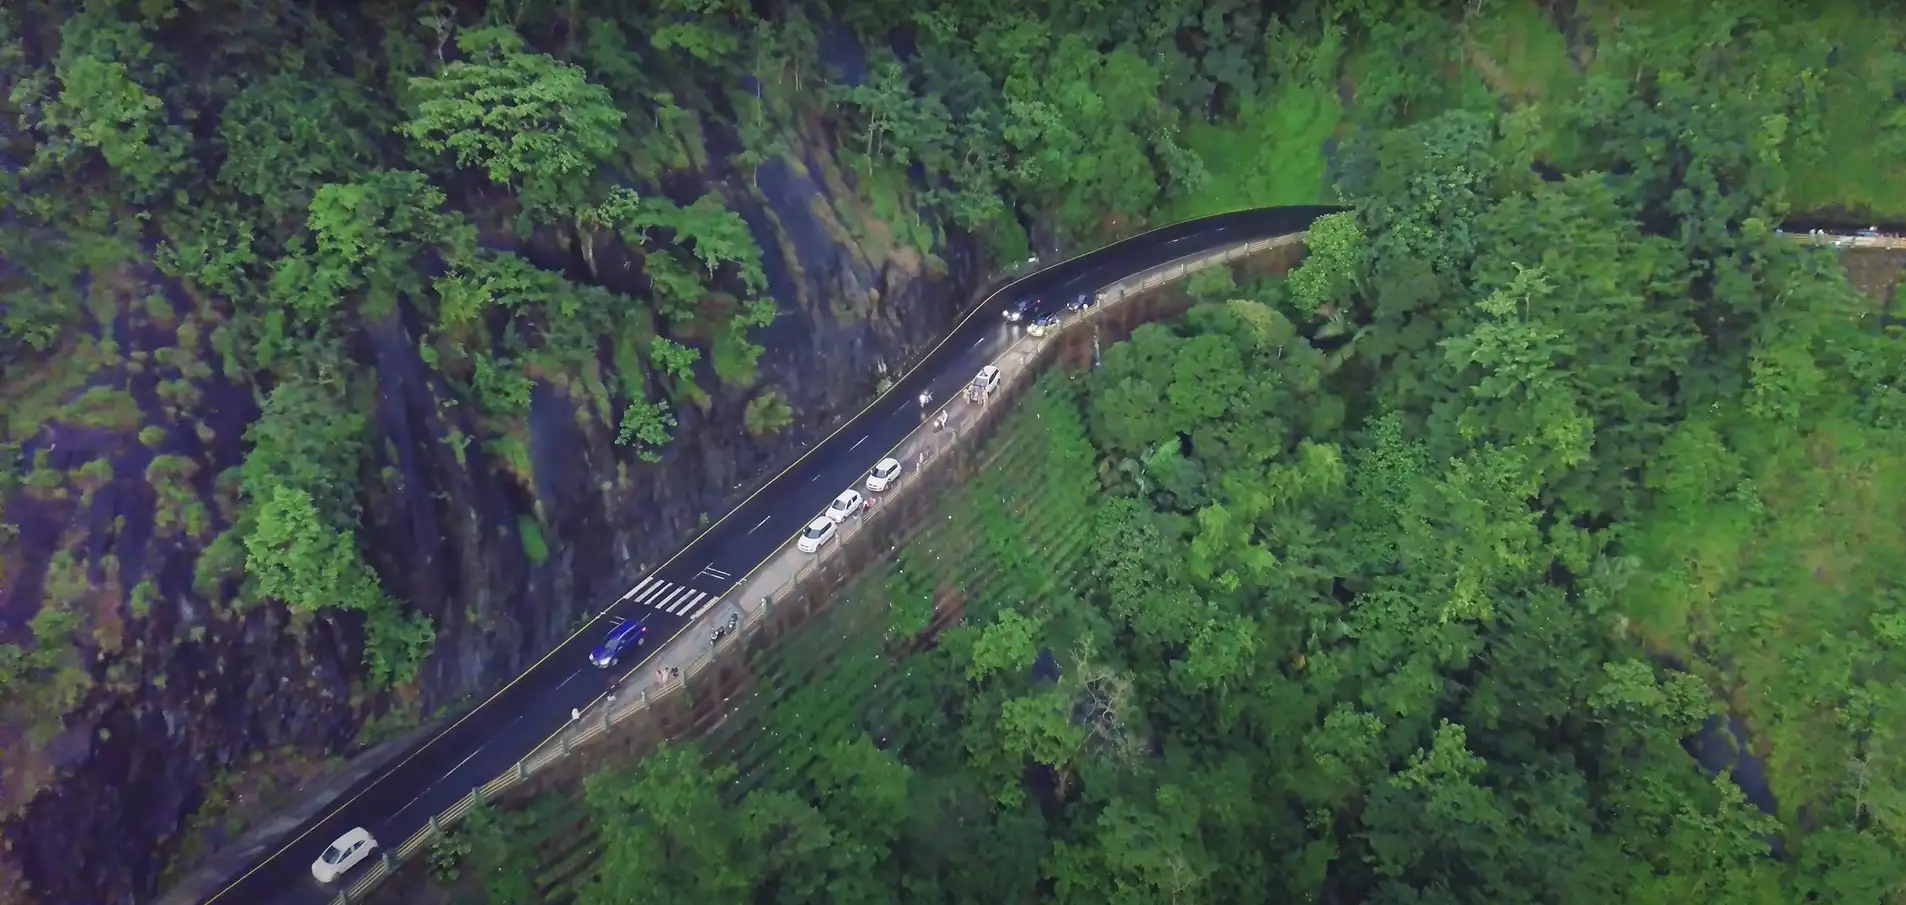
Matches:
[402,25,624,218]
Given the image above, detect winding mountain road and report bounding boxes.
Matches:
[197,206,1343,905]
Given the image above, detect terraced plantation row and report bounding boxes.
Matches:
[705,374,1103,795]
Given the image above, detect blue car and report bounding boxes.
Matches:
[589,621,646,669]
[1004,295,1041,322]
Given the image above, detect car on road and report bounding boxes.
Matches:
[797,516,838,553]
[1004,295,1041,322]
[311,827,376,884]
[973,365,1002,395]
[1067,291,1097,312]
[1027,312,1059,337]
[824,488,864,524]
[588,620,646,669]
[866,457,903,493]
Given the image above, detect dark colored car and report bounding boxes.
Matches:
[1067,291,1096,312]
[1004,295,1041,322]
[589,620,646,669]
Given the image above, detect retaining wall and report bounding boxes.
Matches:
[341,232,1312,905]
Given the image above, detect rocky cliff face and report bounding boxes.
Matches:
[0,31,980,904]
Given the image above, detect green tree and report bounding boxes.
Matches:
[1047,785,1213,905]
[617,400,678,462]
[1286,211,1362,316]
[217,74,383,224]
[402,25,623,218]
[743,390,793,436]
[649,337,701,382]
[237,378,434,686]
[39,9,189,203]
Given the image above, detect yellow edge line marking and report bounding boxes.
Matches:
[563,236,1275,749]
[201,208,1258,904]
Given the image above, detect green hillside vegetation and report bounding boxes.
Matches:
[3,0,1901,706]
[4,0,1906,899]
[414,4,1906,902]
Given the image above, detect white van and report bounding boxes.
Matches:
[972,366,1001,395]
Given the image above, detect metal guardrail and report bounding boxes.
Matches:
[1786,231,1906,250]
[321,232,1302,905]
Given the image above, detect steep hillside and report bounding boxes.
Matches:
[5,1,1906,903]
[0,4,997,902]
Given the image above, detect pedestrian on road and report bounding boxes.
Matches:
[570,708,580,721]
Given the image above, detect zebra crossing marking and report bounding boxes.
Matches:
[614,577,723,616]
[688,596,718,620]
[654,587,689,612]
[669,591,708,615]
[635,581,671,606]
[618,575,657,604]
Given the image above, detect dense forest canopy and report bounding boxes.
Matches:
[2,0,1906,902]
[423,4,1906,905]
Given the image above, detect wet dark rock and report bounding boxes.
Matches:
[0,41,979,905]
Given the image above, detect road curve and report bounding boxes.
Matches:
[200,205,1344,905]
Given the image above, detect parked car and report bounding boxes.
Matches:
[797,516,838,553]
[1067,291,1097,312]
[824,488,864,524]
[972,365,1002,395]
[1003,295,1041,322]
[866,457,903,493]
[1028,312,1059,337]
[588,620,646,669]
[311,827,377,884]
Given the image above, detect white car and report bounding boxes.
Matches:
[824,488,864,524]
[797,516,838,553]
[866,457,903,493]
[972,365,1001,395]
[311,827,377,883]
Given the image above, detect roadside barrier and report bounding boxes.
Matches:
[323,233,1302,904]
[324,221,1897,902]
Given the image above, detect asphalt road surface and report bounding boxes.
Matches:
[204,205,1342,905]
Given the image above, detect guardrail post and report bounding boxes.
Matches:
[516,760,527,781]
[561,733,571,755]
[429,814,441,834]
[334,890,350,905]
[641,689,650,706]
[381,851,393,872]
[602,706,613,731]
